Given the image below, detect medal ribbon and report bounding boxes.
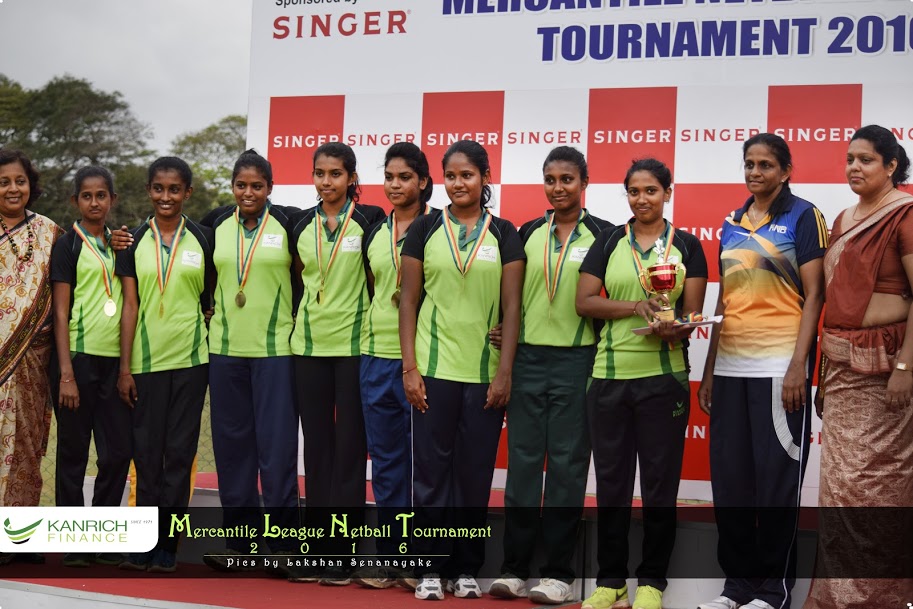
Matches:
[442,208,492,277]
[72,221,114,299]
[235,206,271,292]
[389,205,433,291]
[543,209,584,302]
[626,221,673,297]
[315,200,355,290]
[150,215,187,299]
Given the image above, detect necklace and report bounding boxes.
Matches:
[852,188,897,221]
[746,204,769,227]
[0,214,34,264]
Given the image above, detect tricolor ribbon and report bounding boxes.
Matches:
[442,208,492,277]
[543,209,585,302]
[315,200,355,297]
[389,205,432,293]
[150,215,187,316]
[235,205,271,295]
[72,221,114,300]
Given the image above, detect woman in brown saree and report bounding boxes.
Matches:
[804,125,913,609]
[0,149,61,513]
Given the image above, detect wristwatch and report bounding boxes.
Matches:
[896,361,911,372]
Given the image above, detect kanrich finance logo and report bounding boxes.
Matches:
[0,507,158,553]
[4,517,42,545]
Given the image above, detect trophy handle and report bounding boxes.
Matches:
[638,267,655,296]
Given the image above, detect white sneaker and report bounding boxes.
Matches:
[743,601,775,609]
[529,578,575,604]
[489,575,528,598]
[698,597,742,609]
[415,574,444,601]
[447,575,482,599]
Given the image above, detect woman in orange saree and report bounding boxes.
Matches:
[0,149,61,510]
[804,125,913,609]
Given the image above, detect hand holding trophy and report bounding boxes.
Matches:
[638,237,684,322]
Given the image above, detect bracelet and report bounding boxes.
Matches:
[402,366,418,376]
[632,301,639,316]
[60,378,74,384]
[118,371,132,377]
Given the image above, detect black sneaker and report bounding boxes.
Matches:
[119,551,152,571]
[62,553,92,568]
[94,552,124,566]
[288,564,321,583]
[264,551,294,578]
[13,552,45,564]
[202,548,251,572]
[319,566,352,586]
[147,549,177,574]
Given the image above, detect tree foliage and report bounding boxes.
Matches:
[1,74,154,227]
[0,75,28,145]
[0,74,245,228]
[172,115,246,190]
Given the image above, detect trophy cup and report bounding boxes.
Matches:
[639,238,682,323]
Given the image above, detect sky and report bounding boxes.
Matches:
[0,0,253,155]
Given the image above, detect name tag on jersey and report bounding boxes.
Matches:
[262,233,284,248]
[341,236,362,252]
[569,247,589,262]
[181,250,202,268]
[476,245,497,263]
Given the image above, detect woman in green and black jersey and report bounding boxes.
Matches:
[576,158,708,609]
[399,140,525,601]
[116,157,214,573]
[355,142,437,589]
[289,142,384,584]
[490,146,610,605]
[51,166,131,537]
[201,150,300,567]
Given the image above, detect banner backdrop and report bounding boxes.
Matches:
[247,0,913,501]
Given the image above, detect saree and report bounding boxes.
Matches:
[803,196,913,609]
[0,212,59,506]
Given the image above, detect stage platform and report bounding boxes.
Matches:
[0,476,815,609]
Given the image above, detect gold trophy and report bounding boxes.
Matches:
[638,238,682,323]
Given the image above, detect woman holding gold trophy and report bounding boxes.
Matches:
[576,158,707,609]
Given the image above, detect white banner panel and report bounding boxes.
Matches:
[248,0,913,496]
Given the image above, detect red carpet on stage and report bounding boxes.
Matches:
[5,555,578,609]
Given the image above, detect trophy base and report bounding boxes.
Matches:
[656,308,676,323]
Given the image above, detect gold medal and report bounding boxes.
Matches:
[314,202,355,308]
[387,206,430,314]
[236,207,270,308]
[150,216,186,320]
[442,209,492,278]
[544,209,584,302]
[72,222,118,320]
